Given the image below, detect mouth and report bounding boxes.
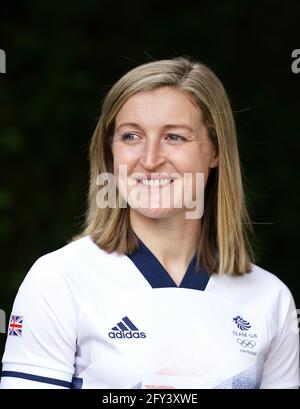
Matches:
[134,178,176,189]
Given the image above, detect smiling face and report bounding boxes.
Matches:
[112,86,218,219]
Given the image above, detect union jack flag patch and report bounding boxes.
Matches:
[9,315,23,336]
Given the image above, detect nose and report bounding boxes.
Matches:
[139,138,167,170]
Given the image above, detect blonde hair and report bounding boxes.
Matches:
[74,57,255,275]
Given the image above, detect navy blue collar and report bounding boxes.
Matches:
[128,234,210,290]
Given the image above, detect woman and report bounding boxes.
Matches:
[1,57,299,389]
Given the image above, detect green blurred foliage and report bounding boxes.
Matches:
[0,0,299,361]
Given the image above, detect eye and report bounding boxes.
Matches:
[119,133,140,143]
[165,133,187,143]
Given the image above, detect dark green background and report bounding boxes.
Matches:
[1,1,299,365]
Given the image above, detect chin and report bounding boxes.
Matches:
[132,207,179,219]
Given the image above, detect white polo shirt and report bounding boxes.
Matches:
[1,235,299,388]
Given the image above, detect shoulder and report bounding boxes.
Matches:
[249,264,296,314]
[209,263,295,312]
[246,263,293,300]
[24,235,110,281]
[18,236,129,300]
[240,263,291,293]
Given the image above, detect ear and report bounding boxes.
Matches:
[209,148,219,168]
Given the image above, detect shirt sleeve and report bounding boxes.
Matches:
[1,255,77,389]
[260,286,300,389]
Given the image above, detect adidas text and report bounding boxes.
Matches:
[108,331,146,339]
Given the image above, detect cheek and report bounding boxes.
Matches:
[172,148,211,174]
[112,148,137,194]
[172,148,211,198]
[112,147,132,175]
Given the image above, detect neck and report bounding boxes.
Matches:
[130,210,201,284]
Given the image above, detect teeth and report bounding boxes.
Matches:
[139,179,173,186]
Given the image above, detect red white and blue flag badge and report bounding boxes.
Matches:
[9,315,23,336]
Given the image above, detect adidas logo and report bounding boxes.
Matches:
[108,316,146,339]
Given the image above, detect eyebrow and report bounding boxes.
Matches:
[116,122,194,133]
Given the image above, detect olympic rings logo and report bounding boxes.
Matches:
[237,338,256,348]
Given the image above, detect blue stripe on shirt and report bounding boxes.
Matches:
[1,371,72,388]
